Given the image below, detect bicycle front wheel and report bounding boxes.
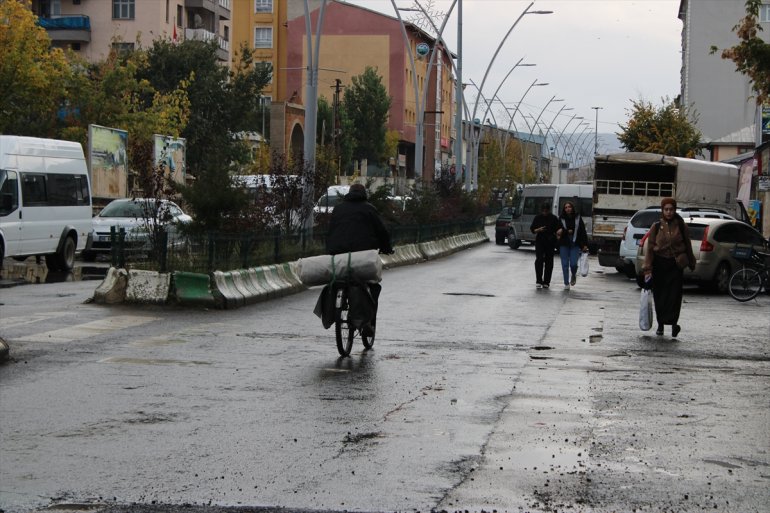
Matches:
[334,288,355,357]
[362,318,375,350]
[728,268,762,302]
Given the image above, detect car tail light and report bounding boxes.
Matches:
[699,226,714,252]
[639,231,650,247]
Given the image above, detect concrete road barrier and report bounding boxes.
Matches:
[93,267,128,304]
[172,272,216,308]
[125,270,171,304]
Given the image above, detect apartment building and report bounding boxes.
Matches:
[283,1,456,181]
[678,0,770,160]
[32,0,232,63]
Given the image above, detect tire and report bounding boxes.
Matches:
[712,262,731,294]
[362,318,375,350]
[728,268,762,302]
[635,273,646,289]
[508,229,521,249]
[45,236,76,272]
[334,288,355,357]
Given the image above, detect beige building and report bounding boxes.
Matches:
[32,0,231,63]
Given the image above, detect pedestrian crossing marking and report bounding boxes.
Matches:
[0,311,71,329]
[16,315,160,343]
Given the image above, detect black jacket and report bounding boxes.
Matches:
[530,213,560,244]
[557,213,588,248]
[326,188,393,255]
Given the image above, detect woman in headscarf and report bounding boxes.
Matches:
[556,201,588,290]
[642,197,696,337]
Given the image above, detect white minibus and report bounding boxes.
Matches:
[0,136,92,271]
[508,183,594,250]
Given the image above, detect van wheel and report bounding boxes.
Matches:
[46,236,76,272]
[508,230,521,249]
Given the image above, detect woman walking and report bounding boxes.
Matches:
[556,201,588,290]
[642,197,696,338]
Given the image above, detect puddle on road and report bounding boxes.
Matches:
[1,262,108,286]
[100,357,211,366]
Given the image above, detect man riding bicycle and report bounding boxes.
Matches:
[325,183,393,336]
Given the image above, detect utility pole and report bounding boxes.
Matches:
[591,106,603,155]
[332,78,343,180]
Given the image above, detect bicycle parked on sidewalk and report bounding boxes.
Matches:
[728,245,770,302]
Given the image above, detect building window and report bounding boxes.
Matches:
[112,0,135,20]
[176,5,183,26]
[165,0,169,23]
[112,42,135,56]
[254,26,273,48]
[255,0,273,13]
[760,4,770,22]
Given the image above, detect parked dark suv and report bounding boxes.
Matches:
[495,207,514,245]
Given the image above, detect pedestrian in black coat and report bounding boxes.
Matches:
[530,203,560,288]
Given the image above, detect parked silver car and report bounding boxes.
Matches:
[83,198,192,260]
[620,207,734,278]
[635,217,768,293]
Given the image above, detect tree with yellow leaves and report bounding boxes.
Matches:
[0,0,71,136]
[617,98,702,158]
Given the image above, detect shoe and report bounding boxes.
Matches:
[672,324,681,338]
[564,284,570,290]
[570,275,577,286]
[536,283,543,289]
[543,283,550,289]
[655,325,664,336]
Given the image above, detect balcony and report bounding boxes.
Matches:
[185,28,230,61]
[37,15,91,43]
[185,0,230,20]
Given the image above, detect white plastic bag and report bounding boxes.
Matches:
[639,289,653,331]
[578,252,589,277]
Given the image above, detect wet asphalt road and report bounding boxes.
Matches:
[1,229,769,513]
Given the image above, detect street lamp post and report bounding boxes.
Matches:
[502,80,548,181]
[301,0,330,232]
[465,1,552,191]
[391,1,458,181]
[524,96,563,182]
[591,106,603,155]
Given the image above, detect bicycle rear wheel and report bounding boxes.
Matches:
[728,268,762,302]
[334,287,355,357]
[362,318,375,349]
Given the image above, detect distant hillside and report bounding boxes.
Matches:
[597,133,624,154]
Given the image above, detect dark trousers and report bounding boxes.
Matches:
[534,238,555,285]
[652,255,683,325]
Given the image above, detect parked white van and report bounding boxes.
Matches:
[508,183,594,250]
[0,136,92,271]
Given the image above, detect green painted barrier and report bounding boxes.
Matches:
[172,272,216,308]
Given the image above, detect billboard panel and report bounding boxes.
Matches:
[88,124,128,199]
[153,135,186,185]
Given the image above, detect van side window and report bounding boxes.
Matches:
[19,172,90,206]
[21,173,47,205]
[523,197,550,215]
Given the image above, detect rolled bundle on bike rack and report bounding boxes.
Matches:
[298,249,382,286]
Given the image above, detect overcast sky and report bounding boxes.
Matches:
[341,0,682,152]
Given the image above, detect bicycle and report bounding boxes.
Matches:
[332,279,376,357]
[728,245,770,302]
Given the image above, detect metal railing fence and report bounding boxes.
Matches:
[108,218,485,274]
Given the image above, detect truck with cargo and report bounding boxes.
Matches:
[592,152,739,270]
